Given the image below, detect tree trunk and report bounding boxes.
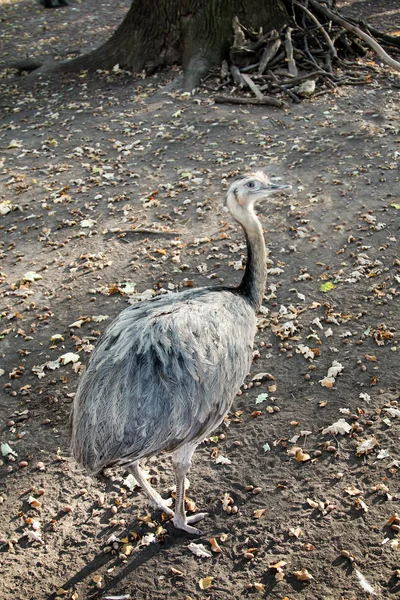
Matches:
[42,0,289,89]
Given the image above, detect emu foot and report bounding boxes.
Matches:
[172,511,209,535]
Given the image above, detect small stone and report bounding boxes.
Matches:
[252,487,262,495]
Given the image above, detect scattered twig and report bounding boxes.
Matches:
[240,73,264,99]
[294,1,338,58]
[268,70,301,103]
[284,27,299,76]
[258,30,281,74]
[309,0,400,71]
[214,95,284,107]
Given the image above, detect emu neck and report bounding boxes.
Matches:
[237,214,267,311]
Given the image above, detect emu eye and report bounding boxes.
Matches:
[247,181,256,189]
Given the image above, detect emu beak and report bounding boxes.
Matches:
[267,182,292,191]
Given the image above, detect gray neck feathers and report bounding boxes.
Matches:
[237,215,267,311]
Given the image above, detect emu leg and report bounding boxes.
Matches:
[172,444,208,534]
[130,462,173,516]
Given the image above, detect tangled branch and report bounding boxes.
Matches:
[205,0,400,106]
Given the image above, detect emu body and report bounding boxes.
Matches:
[70,172,290,534]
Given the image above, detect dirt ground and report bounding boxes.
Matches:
[0,1,399,599]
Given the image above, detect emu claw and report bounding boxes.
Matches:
[172,511,209,535]
[172,517,202,536]
[186,512,209,525]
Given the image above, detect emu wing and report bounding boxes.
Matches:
[70,288,256,473]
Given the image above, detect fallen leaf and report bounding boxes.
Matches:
[1,443,18,457]
[322,418,351,436]
[320,281,335,292]
[215,454,232,465]
[295,449,311,462]
[171,567,185,577]
[198,577,213,590]
[384,407,400,418]
[293,568,314,581]
[209,538,223,553]
[355,498,368,512]
[59,352,80,365]
[356,437,378,455]
[253,509,267,519]
[288,526,303,538]
[188,543,212,558]
[80,219,96,228]
[344,485,363,496]
[255,393,268,404]
[270,560,287,569]
[23,271,43,283]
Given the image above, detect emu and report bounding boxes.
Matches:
[70,172,291,534]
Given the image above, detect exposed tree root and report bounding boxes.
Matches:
[1,0,399,101]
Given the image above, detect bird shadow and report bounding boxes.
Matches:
[46,522,196,599]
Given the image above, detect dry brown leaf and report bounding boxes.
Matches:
[293,568,314,581]
[295,449,311,462]
[387,514,400,526]
[198,577,213,590]
[171,567,185,577]
[253,582,265,592]
[121,543,134,556]
[320,377,334,388]
[275,569,285,581]
[253,508,267,519]
[270,560,287,569]
[355,498,369,512]
[288,526,303,538]
[186,498,197,512]
[365,354,377,361]
[209,538,223,553]
[344,485,363,496]
[307,498,319,508]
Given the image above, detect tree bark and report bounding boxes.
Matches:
[38,0,289,89]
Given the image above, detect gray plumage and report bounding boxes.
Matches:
[70,171,290,534]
